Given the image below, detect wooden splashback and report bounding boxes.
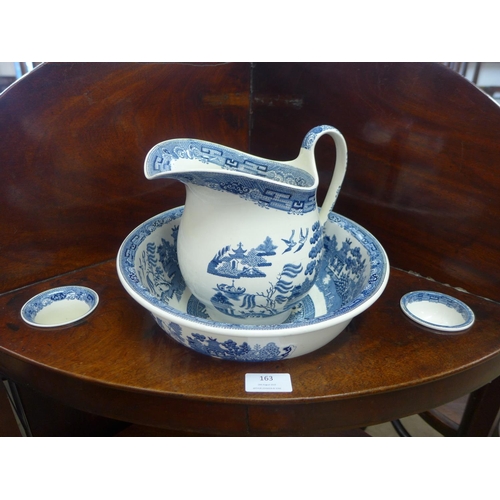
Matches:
[249,62,500,301]
[0,62,250,293]
[1,62,499,302]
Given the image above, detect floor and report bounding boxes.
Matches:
[366,415,442,437]
[367,395,471,437]
[113,414,448,436]
[115,416,445,437]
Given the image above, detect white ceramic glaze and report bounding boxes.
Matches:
[20,286,99,328]
[117,207,389,361]
[144,125,347,325]
[400,291,475,332]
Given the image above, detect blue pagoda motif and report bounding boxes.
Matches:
[207,237,278,279]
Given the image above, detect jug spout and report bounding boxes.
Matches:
[145,137,321,216]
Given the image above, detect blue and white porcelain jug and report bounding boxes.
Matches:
[145,125,348,325]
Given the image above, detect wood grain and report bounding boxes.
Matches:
[1,62,499,436]
[250,62,500,301]
[1,260,499,434]
[0,62,250,293]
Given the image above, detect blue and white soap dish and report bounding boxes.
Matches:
[21,286,99,328]
[400,290,475,333]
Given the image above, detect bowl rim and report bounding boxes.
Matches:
[117,206,389,336]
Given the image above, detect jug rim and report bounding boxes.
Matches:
[144,137,319,192]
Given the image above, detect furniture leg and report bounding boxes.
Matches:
[458,376,500,437]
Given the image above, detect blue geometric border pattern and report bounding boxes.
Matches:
[145,139,317,214]
[172,171,317,214]
[118,207,387,331]
[302,125,335,149]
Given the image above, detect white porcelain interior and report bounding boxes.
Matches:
[117,206,389,361]
[400,291,475,332]
[20,286,99,328]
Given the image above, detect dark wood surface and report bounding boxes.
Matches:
[1,260,499,435]
[1,62,499,436]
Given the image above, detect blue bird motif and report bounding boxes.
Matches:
[282,230,296,254]
[294,228,309,253]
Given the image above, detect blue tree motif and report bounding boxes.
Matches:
[305,260,317,276]
[256,236,278,256]
[310,221,322,244]
[255,263,304,314]
[321,234,367,306]
[211,292,234,307]
[138,241,174,302]
[166,321,183,342]
[184,333,294,361]
[308,220,324,268]
[156,226,186,301]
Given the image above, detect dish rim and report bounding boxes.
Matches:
[400,290,475,332]
[20,285,99,328]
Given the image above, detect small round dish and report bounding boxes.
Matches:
[20,286,99,328]
[400,291,475,332]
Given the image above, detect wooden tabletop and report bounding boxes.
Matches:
[1,258,499,435]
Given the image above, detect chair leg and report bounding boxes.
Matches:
[391,419,412,437]
[396,377,500,437]
[1,378,32,437]
[458,376,500,437]
[419,408,459,436]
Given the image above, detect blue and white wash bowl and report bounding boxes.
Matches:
[116,206,389,361]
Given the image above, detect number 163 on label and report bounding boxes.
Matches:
[245,373,293,392]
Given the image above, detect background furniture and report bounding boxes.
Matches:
[1,63,499,436]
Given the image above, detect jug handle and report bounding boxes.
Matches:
[301,125,348,226]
